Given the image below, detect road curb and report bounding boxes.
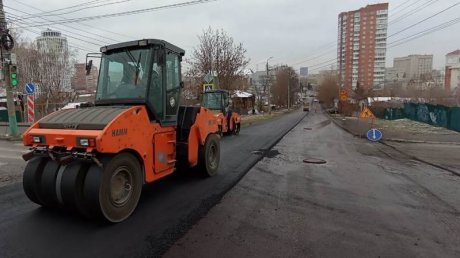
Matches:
[327,113,460,177]
[327,114,365,139]
[327,114,460,145]
[380,141,460,177]
[383,138,460,145]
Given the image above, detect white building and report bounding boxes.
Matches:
[393,55,433,81]
[445,50,460,92]
[36,29,72,92]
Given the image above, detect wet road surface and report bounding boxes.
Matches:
[0,111,306,258]
[166,111,460,258]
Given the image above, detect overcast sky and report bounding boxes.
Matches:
[5,0,460,73]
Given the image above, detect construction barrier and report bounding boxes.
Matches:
[382,103,460,132]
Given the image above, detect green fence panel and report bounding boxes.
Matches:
[0,110,23,122]
[403,103,417,120]
[386,103,459,132]
[384,108,405,120]
[448,107,460,132]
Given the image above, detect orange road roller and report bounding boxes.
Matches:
[201,90,241,136]
[22,39,220,223]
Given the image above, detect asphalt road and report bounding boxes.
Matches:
[166,111,460,258]
[0,141,27,187]
[0,110,306,258]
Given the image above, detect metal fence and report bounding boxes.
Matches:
[383,103,460,132]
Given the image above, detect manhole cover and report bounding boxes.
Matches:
[304,128,312,130]
[303,158,327,164]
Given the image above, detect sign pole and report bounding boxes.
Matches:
[1,1,17,136]
[27,94,35,123]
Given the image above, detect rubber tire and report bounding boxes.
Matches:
[38,160,61,207]
[233,123,240,135]
[83,153,143,223]
[60,162,89,212]
[198,134,220,177]
[23,157,48,205]
[81,164,104,219]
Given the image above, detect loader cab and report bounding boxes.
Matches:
[201,90,230,114]
[94,39,184,125]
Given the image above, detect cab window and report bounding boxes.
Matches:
[165,52,181,117]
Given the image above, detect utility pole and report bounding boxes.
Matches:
[287,73,290,110]
[0,0,17,137]
[266,56,273,115]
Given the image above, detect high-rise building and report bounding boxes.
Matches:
[445,50,460,92]
[36,29,72,92]
[36,29,68,54]
[337,3,388,91]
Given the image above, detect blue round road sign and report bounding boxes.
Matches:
[25,83,35,94]
[366,128,383,142]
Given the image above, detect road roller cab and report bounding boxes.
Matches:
[21,39,220,223]
[201,90,241,136]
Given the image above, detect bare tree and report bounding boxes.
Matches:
[318,74,339,107]
[12,29,76,115]
[272,66,299,107]
[189,27,250,90]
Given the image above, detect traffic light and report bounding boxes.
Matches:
[10,65,17,87]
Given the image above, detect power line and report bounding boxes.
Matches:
[389,0,439,25]
[389,15,460,47]
[390,0,425,17]
[5,4,118,43]
[5,10,111,46]
[8,0,114,21]
[8,0,133,40]
[14,0,218,28]
[388,1,460,38]
[390,0,413,12]
[305,13,460,73]
[291,1,460,70]
[15,0,133,20]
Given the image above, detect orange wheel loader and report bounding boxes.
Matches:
[21,39,220,223]
[201,90,241,136]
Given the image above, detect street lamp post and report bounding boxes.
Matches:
[266,56,273,115]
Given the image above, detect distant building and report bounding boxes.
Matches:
[36,29,68,54]
[337,3,389,91]
[71,63,98,93]
[445,50,460,92]
[36,29,72,92]
[299,67,309,77]
[393,54,433,82]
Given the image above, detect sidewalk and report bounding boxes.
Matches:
[330,115,460,175]
[330,115,460,144]
[0,122,30,140]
